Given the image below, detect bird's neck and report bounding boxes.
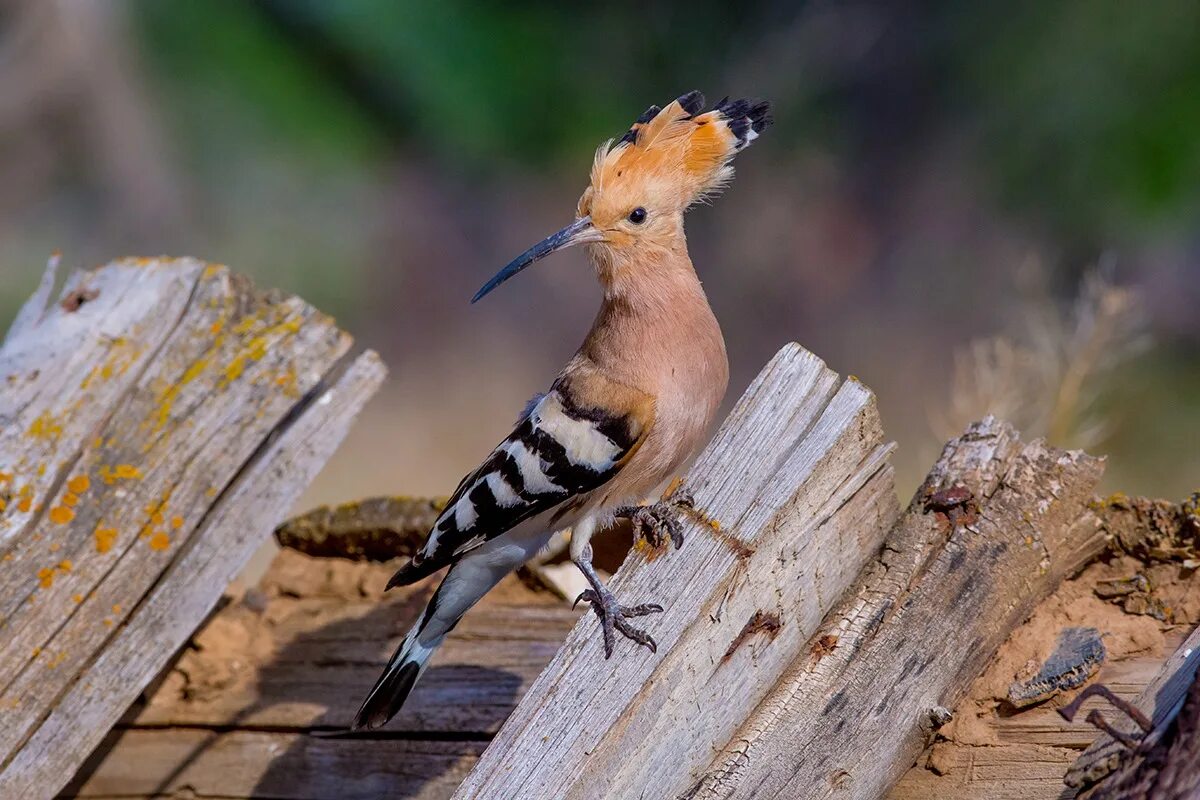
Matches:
[578,243,728,397]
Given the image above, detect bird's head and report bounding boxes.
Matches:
[472,91,771,302]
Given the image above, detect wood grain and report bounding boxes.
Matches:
[0,257,383,799]
[687,418,1107,800]
[455,345,899,800]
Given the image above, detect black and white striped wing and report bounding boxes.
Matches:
[387,390,640,588]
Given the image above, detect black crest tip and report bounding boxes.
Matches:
[676,90,706,117]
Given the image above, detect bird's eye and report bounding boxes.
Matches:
[628,207,647,224]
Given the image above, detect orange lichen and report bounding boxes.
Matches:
[0,471,11,484]
[49,506,75,524]
[103,618,113,627]
[49,542,60,552]
[31,647,41,658]
[72,594,83,603]
[0,499,6,512]
[16,496,31,513]
[151,511,165,526]
[37,568,55,588]
[148,532,170,551]
[94,525,118,553]
[67,474,90,494]
[111,604,122,614]
[62,492,79,508]
[210,320,224,335]
[170,515,184,529]
[58,559,72,572]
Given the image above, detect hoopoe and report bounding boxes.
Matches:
[354,91,771,730]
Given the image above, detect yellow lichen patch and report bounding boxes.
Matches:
[27,411,63,440]
[170,515,184,530]
[205,486,218,498]
[58,559,72,572]
[67,474,90,494]
[47,651,67,669]
[62,492,79,508]
[148,532,170,551]
[180,358,209,385]
[151,511,165,526]
[94,525,118,553]
[49,542,60,552]
[103,618,113,627]
[49,506,75,525]
[0,471,11,485]
[99,464,142,484]
[72,594,83,603]
[0,498,6,512]
[31,647,41,658]
[37,567,55,589]
[111,604,122,614]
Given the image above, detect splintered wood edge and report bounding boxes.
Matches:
[455,344,897,799]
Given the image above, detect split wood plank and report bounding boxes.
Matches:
[686,417,1107,800]
[455,344,899,800]
[0,257,384,799]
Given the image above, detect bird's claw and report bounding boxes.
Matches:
[618,494,691,550]
[574,587,662,658]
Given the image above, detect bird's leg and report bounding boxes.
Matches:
[615,490,693,550]
[572,544,662,658]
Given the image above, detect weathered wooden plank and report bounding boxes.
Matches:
[455,345,898,800]
[686,418,1107,800]
[65,728,482,800]
[129,554,578,733]
[0,257,384,798]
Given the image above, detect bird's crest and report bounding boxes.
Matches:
[586,91,772,211]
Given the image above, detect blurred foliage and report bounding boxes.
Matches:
[945,0,1200,239]
[132,0,787,171]
[130,0,1200,242]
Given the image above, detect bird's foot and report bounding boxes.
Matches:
[617,491,693,550]
[574,586,662,658]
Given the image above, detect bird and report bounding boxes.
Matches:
[353,90,771,731]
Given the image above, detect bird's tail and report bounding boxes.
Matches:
[352,559,500,730]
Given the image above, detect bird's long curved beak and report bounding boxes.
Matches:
[471,216,597,303]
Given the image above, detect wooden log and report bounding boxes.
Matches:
[1065,623,1200,795]
[686,418,1107,800]
[454,345,899,800]
[0,256,384,798]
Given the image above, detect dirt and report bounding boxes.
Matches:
[939,554,1200,747]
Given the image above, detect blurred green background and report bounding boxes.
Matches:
[1,0,1196,504]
